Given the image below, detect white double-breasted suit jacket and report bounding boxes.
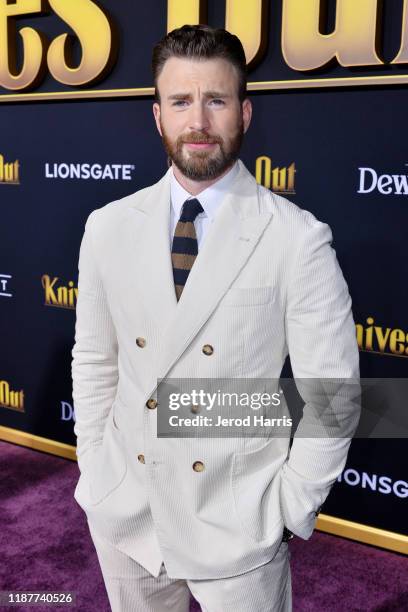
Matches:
[71,159,360,579]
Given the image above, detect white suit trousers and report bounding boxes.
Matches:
[88,523,292,612]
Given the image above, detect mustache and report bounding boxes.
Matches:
[180,132,222,145]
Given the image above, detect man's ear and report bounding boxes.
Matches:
[242,98,252,134]
[153,102,162,136]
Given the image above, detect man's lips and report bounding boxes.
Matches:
[183,142,218,150]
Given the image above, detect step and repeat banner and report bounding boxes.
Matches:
[1,1,407,544]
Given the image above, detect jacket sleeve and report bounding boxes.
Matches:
[71,210,119,474]
[280,216,361,539]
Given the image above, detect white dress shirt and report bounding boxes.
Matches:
[169,161,240,251]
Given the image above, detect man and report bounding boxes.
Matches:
[72,25,360,612]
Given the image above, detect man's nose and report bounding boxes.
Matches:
[189,102,210,131]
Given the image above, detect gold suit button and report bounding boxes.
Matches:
[136,337,146,348]
[137,454,145,464]
[202,344,214,355]
[146,398,157,409]
[190,404,201,414]
[193,461,205,472]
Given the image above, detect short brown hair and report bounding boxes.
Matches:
[152,25,247,103]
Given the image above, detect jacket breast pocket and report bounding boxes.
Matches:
[88,403,127,506]
[221,285,274,307]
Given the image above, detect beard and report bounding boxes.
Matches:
[160,119,244,181]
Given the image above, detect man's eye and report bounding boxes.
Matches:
[173,100,188,107]
[210,99,225,106]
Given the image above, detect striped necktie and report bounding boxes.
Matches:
[171,198,204,301]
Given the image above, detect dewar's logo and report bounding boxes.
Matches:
[358,165,408,196]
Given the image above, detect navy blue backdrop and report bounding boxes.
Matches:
[0,1,407,542]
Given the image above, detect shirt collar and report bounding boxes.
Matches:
[170,161,240,223]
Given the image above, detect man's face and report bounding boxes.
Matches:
[153,57,252,181]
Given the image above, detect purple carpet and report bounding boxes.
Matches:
[1,440,407,611]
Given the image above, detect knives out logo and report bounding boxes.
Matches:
[356,317,408,358]
[0,0,118,91]
[42,274,78,309]
[171,0,408,73]
[255,156,296,194]
[2,0,408,97]
[0,379,24,412]
[0,154,20,184]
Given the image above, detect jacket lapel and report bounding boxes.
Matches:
[124,168,178,333]
[125,161,273,394]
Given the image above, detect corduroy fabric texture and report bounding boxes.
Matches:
[89,522,292,612]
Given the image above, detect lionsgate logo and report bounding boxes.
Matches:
[0,274,12,298]
[45,162,135,181]
[358,165,408,196]
[338,469,408,499]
